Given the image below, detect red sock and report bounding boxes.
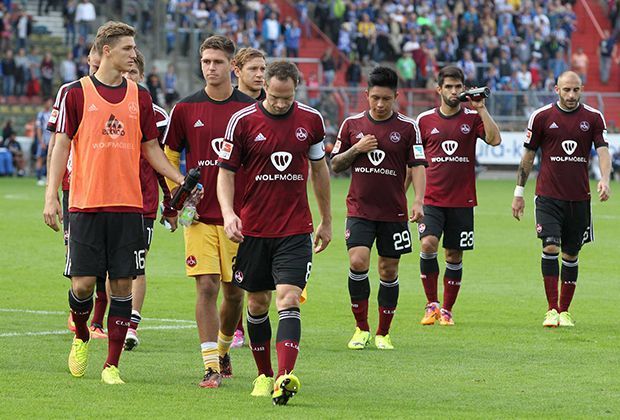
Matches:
[559,282,576,312]
[351,300,370,331]
[543,276,559,311]
[442,262,462,311]
[421,272,439,303]
[236,317,244,334]
[68,289,92,342]
[105,296,131,368]
[377,307,395,336]
[276,340,299,377]
[91,289,108,327]
[250,341,273,377]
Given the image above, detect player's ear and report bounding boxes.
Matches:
[364,90,369,100]
[394,90,399,100]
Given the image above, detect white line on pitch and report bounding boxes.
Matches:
[0,324,195,338]
[0,308,195,323]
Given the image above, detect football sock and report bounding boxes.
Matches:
[348,269,370,331]
[559,258,578,312]
[276,307,301,377]
[105,294,132,368]
[236,317,244,334]
[420,252,439,303]
[442,261,463,311]
[200,342,219,373]
[247,311,273,377]
[129,309,141,330]
[217,331,233,358]
[377,278,399,336]
[68,289,93,342]
[90,277,107,328]
[541,252,560,311]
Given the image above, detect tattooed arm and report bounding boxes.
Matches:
[331,134,378,173]
[512,148,536,221]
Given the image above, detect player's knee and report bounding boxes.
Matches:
[276,289,301,310]
[195,276,220,300]
[445,249,463,263]
[378,262,398,280]
[420,236,438,254]
[223,284,244,306]
[248,292,270,315]
[349,256,369,272]
[542,236,560,254]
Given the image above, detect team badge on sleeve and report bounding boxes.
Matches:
[332,140,342,154]
[49,109,59,124]
[413,145,425,160]
[525,129,532,144]
[219,141,234,160]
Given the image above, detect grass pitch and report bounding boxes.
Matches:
[0,177,619,418]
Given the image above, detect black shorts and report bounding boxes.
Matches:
[418,205,475,250]
[233,234,313,292]
[143,217,155,251]
[534,195,592,255]
[345,217,411,258]
[65,212,146,280]
[62,190,69,246]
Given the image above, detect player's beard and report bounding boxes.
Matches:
[442,94,460,109]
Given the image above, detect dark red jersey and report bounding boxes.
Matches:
[333,111,426,222]
[163,88,255,224]
[525,102,608,201]
[416,107,486,207]
[48,81,72,191]
[218,101,326,238]
[140,104,172,219]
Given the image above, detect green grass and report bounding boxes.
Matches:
[1,177,619,418]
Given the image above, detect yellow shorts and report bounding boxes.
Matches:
[183,223,239,281]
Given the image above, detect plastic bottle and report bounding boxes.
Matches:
[179,183,203,227]
[170,167,201,210]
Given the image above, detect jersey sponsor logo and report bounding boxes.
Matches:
[367,149,385,166]
[389,131,401,143]
[102,114,126,138]
[219,141,234,160]
[254,132,267,142]
[413,145,425,160]
[234,270,244,283]
[561,140,577,155]
[128,102,138,115]
[460,124,471,134]
[579,121,590,132]
[271,151,293,171]
[549,122,559,129]
[418,223,426,233]
[441,140,458,156]
[211,138,224,156]
[430,127,440,134]
[186,255,197,267]
[332,140,342,154]
[193,119,204,128]
[353,166,397,176]
[295,127,308,141]
[87,104,98,112]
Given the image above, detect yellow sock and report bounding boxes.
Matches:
[217,331,234,357]
[200,342,219,373]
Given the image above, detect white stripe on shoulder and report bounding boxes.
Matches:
[527,103,553,130]
[53,81,74,108]
[397,113,417,124]
[398,114,422,144]
[161,104,177,145]
[336,112,365,139]
[582,104,607,129]
[415,108,436,124]
[297,102,325,128]
[153,104,169,128]
[224,104,257,141]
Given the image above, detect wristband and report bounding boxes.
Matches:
[514,185,524,197]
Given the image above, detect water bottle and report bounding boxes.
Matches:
[170,167,201,210]
[458,86,491,102]
[179,183,203,227]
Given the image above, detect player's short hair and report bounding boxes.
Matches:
[134,48,144,77]
[233,47,266,69]
[437,65,464,87]
[367,66,398,91]
[264,61,299,87]
[199,35,235,59]
[94,21,135,55]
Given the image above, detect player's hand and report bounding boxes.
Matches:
[410,200,424,222]
[223,212,244,243]
[597,180,610,201]
[354,134,378,153]
[43,194,62,232]
[469,96,486,110]
[512,196,525,221]
[313,221,332,253]
[165,215,178,232]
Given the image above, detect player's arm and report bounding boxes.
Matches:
[596,146,611,201]
[331,134,378,173]
[45,133,56,186]
[310,157,332,253]
[216,167,243,243]
[409,165,425,222]
[471,100,501,146]
[43,133,70,231]
[142,139,184,186]
[511,148,536,221]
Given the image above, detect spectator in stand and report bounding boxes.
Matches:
[2,48,16,96]
[14,48,29,96]
[163,63,179,109]
[357,13,375,62]
[599,29,616,84]
[262,12,280,56]
[396,50,416,88]
[76,53,89,77]
[0,135,14,176]
[284,18,301,58]
[549,49,568,80]
[146,67,164,107]
[60,51,77,84]
[2,119,15,142]
[458,50,477,85]
[63,0,77,47]
[72,35,89,60]
[75,0,96,40]
[306,72,320,108]
[345,55,362,107]
[296,0,311,39]
[39,51,54,98]
[16,10,30,50]
[571,47,588,85]
[320,47,336,86]
[35,97,52,186]
[5,131,26,176]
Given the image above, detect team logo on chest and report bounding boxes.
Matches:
[441,140,458,156]
[389,131,401,143]
[367,149,385,166]
[460,124,471,134]
[295,127,308,141]
[271,151,293,171]
[579,121,590,132]
[561,140,577,156]
[128,102,138,115]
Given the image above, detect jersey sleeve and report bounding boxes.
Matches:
[47,86,67,132]
[57,88,81,139]
[474,113,486,141]
[139,88,159,142]
[593,111,609,148]
[162,104,186,152]
[524,110,542,150]
[331,119,351,156]
[407,120,428,167]
[217,113,245,172]
[309,113,326,160]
